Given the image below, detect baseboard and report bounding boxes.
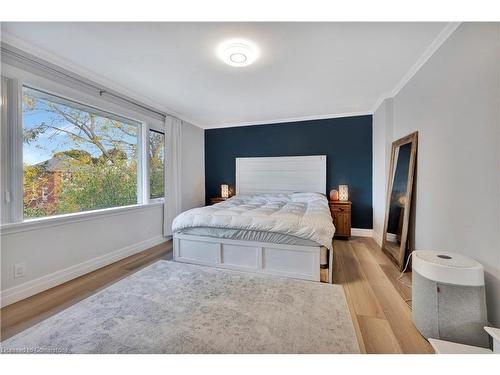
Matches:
[351,228,373,237]
[386,233,397,242]
[373,231,383,246]
[0,235,166,308]
[371,232,397,246]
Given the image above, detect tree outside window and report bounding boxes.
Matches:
[22,87,139,219]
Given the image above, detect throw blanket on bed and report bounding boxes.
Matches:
[172,192,335,250]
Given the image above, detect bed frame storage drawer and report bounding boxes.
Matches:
[175,238,220,264]
[263,247,319,280]
[173,234,323,282]
[221,244,259,269]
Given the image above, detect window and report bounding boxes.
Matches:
[148,129,165,199]
[22,87,140,219]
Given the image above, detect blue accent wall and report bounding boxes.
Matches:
[204,115,373,229]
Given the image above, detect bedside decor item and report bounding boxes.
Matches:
[329,189,339,201]
[338,185,349,201]
[382,131,418,270]
[412,250,489,348]
[329,200,351,238]
[220,184,229,198]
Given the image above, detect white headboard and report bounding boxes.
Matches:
[235,155,327,195]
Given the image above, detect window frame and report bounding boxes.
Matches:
[1,64,165,226]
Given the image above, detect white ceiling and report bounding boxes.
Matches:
[1,22,448,128]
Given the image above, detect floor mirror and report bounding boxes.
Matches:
[382,132,418,270]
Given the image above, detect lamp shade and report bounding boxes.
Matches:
[221,184,229,198]
[338,185,349,201]
[398,195,407,206]
[329,189,339,201]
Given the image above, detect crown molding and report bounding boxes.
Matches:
[201,110,373,130]
[371,22,461,113]
[0,31,202,128]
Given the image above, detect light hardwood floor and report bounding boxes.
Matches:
[334,237,433,353]
[0,237,432,353]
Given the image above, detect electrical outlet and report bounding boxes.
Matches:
[14,262,26,279]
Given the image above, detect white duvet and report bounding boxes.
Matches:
[172,192,335,249]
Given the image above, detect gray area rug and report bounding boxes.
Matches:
[1,261,359,353]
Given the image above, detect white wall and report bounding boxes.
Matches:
[0,205,164,306]
[181,122,205,211]
[373,23,500,325]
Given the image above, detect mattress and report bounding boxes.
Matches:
[172,192,335,249]
[176,227,320,246]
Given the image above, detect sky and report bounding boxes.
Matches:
[23,90,138,166]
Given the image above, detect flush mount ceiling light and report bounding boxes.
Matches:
[216,39,259,67]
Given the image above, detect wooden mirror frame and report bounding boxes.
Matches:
[382,131,418,270]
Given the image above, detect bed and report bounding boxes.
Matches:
[172,155,335,282]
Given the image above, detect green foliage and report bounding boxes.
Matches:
[54,149,95,164]
[150,163,164,199]
[148,130,165,199]
[23,157,138,218]
[24,207,50,218]
[56,160,138,214]
[23,164,55,217]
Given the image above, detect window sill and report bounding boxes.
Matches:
[0,202,164,235]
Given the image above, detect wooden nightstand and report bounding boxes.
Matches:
[209,197,228,205]
[329,200,351,238]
